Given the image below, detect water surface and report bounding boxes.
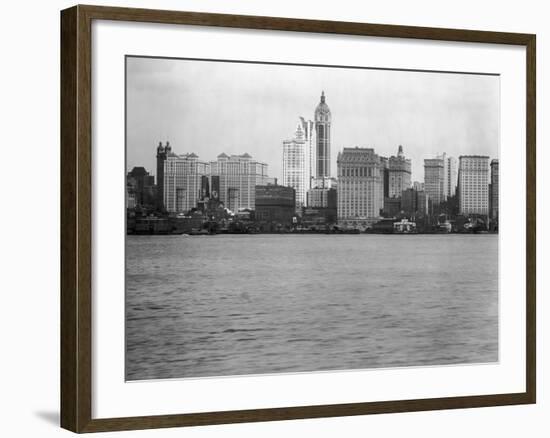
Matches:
[126,234,498,380]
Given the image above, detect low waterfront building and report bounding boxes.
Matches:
[210,153,269,212]
[337,147,383,227]
[458,155,490,216]
[255,184,296,228]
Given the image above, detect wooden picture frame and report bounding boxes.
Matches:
[61,4,536,433]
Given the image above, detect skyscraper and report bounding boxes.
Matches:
[156,141,169,211]
[210,153,268,211]
[458,155,489,216]
[337,147,383,225]
[490,159,499,220]
[314,91,332,178]
[299,116,315,189]
[282,122,308,209]
[161,147,210,214]
[424,156,446,207]
[388,145,412,198]
[446,156,458,198]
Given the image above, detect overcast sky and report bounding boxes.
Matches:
[126,56,499,183]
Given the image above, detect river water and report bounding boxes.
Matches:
[126,234,498,380]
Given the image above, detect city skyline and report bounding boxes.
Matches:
[126,56,499,184]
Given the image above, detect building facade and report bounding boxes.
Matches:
[127,166,155,208]
[401,188,429,217]
[162,150,210,214]
[156,141,169,211]
[282,122,308,209]
[210,153,268,211]
[307,177,337,208]
[458,155,490,216]
[314,91,332,178]
[337,147,383,224]
[490,159,499,220]
[388,145,412,198]
[446,156,458,198]
[299,117,315,190]
[255,184,296,227]
[424,156,446,207]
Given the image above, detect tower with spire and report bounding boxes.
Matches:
[314,91,332,179]
[388,144,412,198]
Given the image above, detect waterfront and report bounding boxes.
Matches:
[126,234,498,380]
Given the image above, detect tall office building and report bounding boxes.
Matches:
[458,155,489,216]
[157,143,210,214]
[490,159,499,220]
[156,141,169,211]
[379,156,389,215]
[210,153,268,211]
[299,116,315,189]
[446,156,458,198]
[337,147,383,224]
[424,156,446,207]
[282,122,308,209]
[388,145,412,198]
[314,91,332,178]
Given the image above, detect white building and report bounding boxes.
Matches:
[446,156,458,198]
[299,117,315,190]
[458,155,489,216]
[282,122,308,209]
[163,152,209,213]
[424,155,446,206]
[337,147,383,224]
[307,177,337,208]
[210,153,268,211]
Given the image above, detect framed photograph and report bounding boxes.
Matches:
[60,4,536,433]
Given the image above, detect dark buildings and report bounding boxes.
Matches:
[127,166,156,209]
[255,184,296,229]
[401,187,429,218]
[155,141,170,211]
[490,159,499,223]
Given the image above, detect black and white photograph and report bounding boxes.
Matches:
[125,56,499,381]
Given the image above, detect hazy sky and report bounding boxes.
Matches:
[126,56,499,183]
